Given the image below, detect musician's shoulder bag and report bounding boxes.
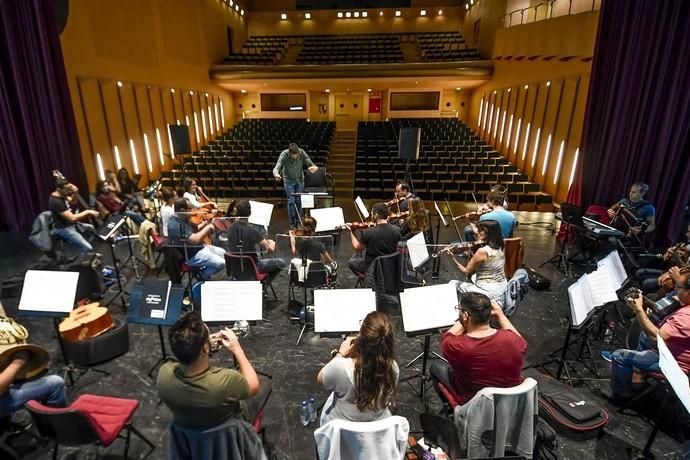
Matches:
[523,369,608,441]
[523,265,551,290]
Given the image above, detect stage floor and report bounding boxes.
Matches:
[0,205,685,459]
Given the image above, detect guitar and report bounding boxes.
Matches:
[58,303,114,343]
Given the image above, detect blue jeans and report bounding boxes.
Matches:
[464,224,475,241]
[258,257,286,281]
[52,224,94,253]
[0,374,66,416]
[124,210,146,226]
[188,245,226,280]
[610,331,661,397]
[283,181,304,227]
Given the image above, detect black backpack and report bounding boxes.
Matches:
[533,417,559,460]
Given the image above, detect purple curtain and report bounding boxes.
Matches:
[580,0,690,244]
[0,0,86,231]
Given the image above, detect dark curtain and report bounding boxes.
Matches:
[579,0,690,244]
[0,0,86,231]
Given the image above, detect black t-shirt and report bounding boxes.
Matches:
[227,223,263,255]
[295,238,326,261]
[360,223,401,263]
[119,178,138,194]
[49,194,71,229]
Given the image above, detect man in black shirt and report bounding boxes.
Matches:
[49,176,100,253]
[347,202,401,274]
[226,201,285,280]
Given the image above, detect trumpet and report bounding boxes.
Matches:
[209,321,250,354]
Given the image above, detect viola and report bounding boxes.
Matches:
[432,240,486,258]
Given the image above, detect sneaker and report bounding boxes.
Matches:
[600,350,613,363]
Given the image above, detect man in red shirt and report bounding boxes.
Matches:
[435,292,527,405]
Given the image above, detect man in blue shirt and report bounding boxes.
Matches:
[607,182,656,236]
[466,191,516,240]
[272,143,318,230]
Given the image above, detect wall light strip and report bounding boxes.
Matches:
[96,153,105,181]
[499,110,507,143]
[541,134,552,175]
[513,118,521,155]
[219,100,225,129]
[156,128,164,165]
[201,110,207,139]
[129,139,139,175]
[505,114,514,151]
[486,104,494,135]
[522,123,530,161]
[531,128,541,168]
[207,106,214,135]
[568,148,580,189]
[553,140,565,184]
[193,113,200,144]
[478,99,484,127]
[214,103,220,132]
[114,145,122,171]
[143,133,153,173]
[167,125,175,158]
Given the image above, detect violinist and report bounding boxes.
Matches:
[182,177,217,211]
[95,179,147,227]
[391,182,415,213]
[400,197,431,243]
[636,223,690,295]
[464,190,515,241]
[450,220,508,304]
[49,175,101,254]
[108,168,147,215]
[159,188,178,237]
[607,182,656,236]
[347,202,401,275]
[167,199,225,280]
[289,216,338,283]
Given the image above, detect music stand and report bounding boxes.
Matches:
[200,281,263,325]
[128,280,185,377]
[399,284,457,411]
[97,214,138,310]
[18,270,81,385]
[432,201,449,279]
[313,289,376,340]
[540,203,582,277]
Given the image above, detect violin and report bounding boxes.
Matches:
[337,222,376,231]
[431,240,486,258]
[656,266,690,299]
[453,208,491,222]
[385,196,406,208]
[663,242,690,264]
[387,211,409,223]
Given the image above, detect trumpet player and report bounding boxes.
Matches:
[157,311,270,428]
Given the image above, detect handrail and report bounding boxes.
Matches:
[498,0,599,27]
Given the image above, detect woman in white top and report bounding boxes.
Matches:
[317,311,399,425]
[182,177,216,210]
[451,219,507,303]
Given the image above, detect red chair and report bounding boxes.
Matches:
[26,394,154,459]
[224,252,277,299]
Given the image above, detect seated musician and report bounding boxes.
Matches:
[0,305,66,419]
[601,268,690,402]
[167,199,225,280]
[465,190,515,241]
[226,200,285,281]
[49,175,101,254]
[400,197,431,243]
[607,182,656,237]
[182,177,216,211]
[157,311,269,428]
[392,182,415,213]
[347,202,402,275]
[636,223,690,295]
[107,168,146,214]
[289,215,338,283]
[450,220,508,304]
[431,292,527,406]
[95,179,147,226]
[159,188,177,238]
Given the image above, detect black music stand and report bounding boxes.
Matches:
[432,201,449,280]
[128,281,185,378]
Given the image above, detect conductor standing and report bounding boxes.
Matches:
[273,142,318,230]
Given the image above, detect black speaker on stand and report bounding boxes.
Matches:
[168,124,192,191]
[399,127,421,194]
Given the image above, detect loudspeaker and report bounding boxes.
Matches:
[169,124,192,155]
[399,127,421,161]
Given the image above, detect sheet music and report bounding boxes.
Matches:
[301,194,315,209]
[583,270,619,305]
[201,281,263,322]
[598,250,627,288]
[658,336,690,415]
[354,196,369,220]
[314,289,376,333]
[19,270,79,313]
[434,201,448,227]
[97,214,127,241]
[248,200,274,228]
[310,207,345,232]
[407,231,430,268]
[567,281,594,328]
[400,284,458,333]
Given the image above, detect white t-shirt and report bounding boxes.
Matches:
[161,204,174,237]
[183,191,204,209]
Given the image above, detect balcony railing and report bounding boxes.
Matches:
[499,0,600,27]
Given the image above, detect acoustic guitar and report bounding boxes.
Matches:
[58,303,114,343]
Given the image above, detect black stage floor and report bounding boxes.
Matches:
[0,202,685,459]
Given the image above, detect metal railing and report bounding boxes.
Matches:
[498,0,600,27]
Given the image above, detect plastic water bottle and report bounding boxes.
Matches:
[299,400,309,426]
[308,397,317,424]
[604,320,615,343]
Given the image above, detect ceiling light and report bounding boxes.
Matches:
[507,88,511,92]
[395,10,401,17]
[438,9,443,15]
[379,11,384,16]
[189,90,194,95]
[354,12,360,18]
[471,0,474,5]
[241,89,247,93]
[281,13,287,20]
[546,81,551,86]
[170,88,175,93]
[116,81,123,87]
[325,89,330,93]
[234,4,239,12]
[337,12,343,18]
[367,88,372,92]
[456,87,461,91]
[465,4,469,10]
[305,12,311,19]
[524,85,529,90]
[421,10,427,16]
[229,0,233,5]
[362,12,368,17]
[240,9,244,16]
[345,12,351,18]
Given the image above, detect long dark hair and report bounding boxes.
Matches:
[477,219,504,250]
[350,311,397,412]
[407,197,429,234]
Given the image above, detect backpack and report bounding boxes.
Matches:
[533,417,559,460]
[501,268,529,317]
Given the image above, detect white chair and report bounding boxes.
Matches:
[454,377,538,459]
[314,415,410,460]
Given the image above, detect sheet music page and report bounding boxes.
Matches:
[658,336,690,415]
[600,250,626,287]
[301,194,315,209]
[354,196,369,219]
[584,269,618,305]
[434,201,448,227]
[567,281,592,327]
[310,207,345,232]
[314,289,376,333]
[201,281,263,322]
[19,270,79,313]
[400,284,458,333]
[248,200,274,228]
[407,231,430,268]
